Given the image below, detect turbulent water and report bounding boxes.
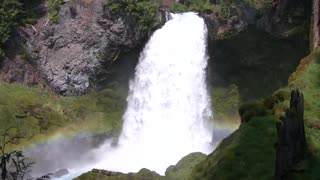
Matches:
[94,12,214,175]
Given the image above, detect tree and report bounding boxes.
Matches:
[0,0,23,58]
[0,126,34,180]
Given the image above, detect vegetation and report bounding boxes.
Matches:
[169,0,213,13]
[47,0,62,24]
[168,0,272,18]
[210,84,240,127]
[192,52,320,179]
[287,53,320,179]
[165,152,206,180]
[107,0,159,32]
[0,0,23,58]
[0,81,127,151]
[191,115,277,179]
[0,0,53,59]
[1,126,34,180]
[76,168,161,180]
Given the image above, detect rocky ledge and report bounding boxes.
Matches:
[22,0,164,95]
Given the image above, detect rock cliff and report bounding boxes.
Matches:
[23,0,163,95]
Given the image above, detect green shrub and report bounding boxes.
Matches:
[47,0,62,24]
[107,0,159,32]
[0,0,23,58]
[169,0,213,13]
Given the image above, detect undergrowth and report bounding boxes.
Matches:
[0,81,127,152]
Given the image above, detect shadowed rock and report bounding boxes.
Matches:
[275,89,306,180]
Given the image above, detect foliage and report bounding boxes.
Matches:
[107,0,159,32]
[0,81,127,151]
[0,0,23,58]
[47,0,62,24]
[0,0,46,58]
[1,127,34,180]
[20,0,43,24]
[237,0,273,10]
[169,0,212,13]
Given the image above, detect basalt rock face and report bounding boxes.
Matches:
[203,0,311,40]
[203,4,257,40]
[25,0,160,95]
[257,0,311,39]
[275,90,306,180]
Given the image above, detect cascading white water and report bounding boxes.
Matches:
[95,12,214,175]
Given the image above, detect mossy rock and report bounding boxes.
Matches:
[262,90,290,109]
[165,152,207,180]
[75,168,162,180]
[191,116,277,180]
[238,101,267,123]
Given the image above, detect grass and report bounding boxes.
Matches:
[0,81,127,152]
[47,0,62,24]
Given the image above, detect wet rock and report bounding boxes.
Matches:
[203,4,257,40]
[24,0,163,95]
[275,90,306,180]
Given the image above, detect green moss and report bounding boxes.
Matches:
[210,84,240,126]
[0,81,127,151]
[285,52,320,179]
[191,116,277,180]
[165,152,207,180]
[197,52,320,179]
[76,168,162,180]
[238,101,268,122]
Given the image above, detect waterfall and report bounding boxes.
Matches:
[95,12,213,175]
